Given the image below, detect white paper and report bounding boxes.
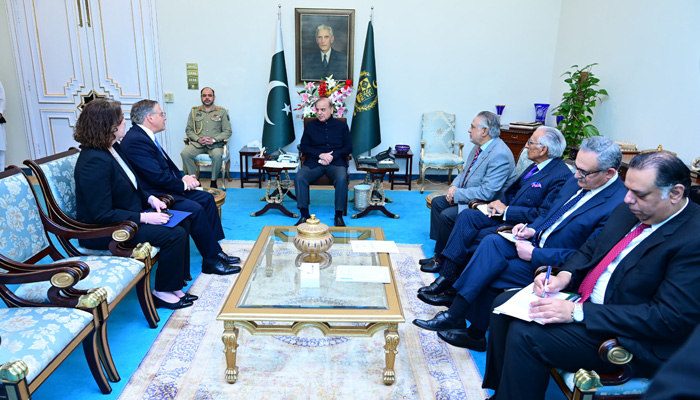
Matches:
[350,240,400,253]
[497,231,521,243]
[493,283,579,324]
[336,265,391,283]
[247,140,262,148]
[264,160,298,168]
[299,262,320,288]
[476,203,502,217]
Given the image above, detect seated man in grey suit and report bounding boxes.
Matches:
[423,111,515,263]
[301,24,348,81]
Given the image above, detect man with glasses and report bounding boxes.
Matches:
[181,87,232,188]
[121,99,241,276]
[418,127,572,306]
[413,136,627,351]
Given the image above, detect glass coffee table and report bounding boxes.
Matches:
[217,225,405,385]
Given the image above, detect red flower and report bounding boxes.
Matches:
[319,81,328,97]
[345,79,352,89]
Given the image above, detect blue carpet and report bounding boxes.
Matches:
[24,187,565,399]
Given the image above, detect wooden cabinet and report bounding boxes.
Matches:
[500,127,533,160]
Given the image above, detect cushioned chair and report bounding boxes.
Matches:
[183,138,232,190]
[419,111,465,193]
[298,117,351,216]
[21,154,162,328]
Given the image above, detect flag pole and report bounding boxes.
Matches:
[278,4,281,20]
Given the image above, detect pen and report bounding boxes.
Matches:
[542,265,551,298]
[513,223,527,240]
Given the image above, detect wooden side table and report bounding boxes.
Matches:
[352,158,400,219]
[500,127,533,160]
[250,164,298,218]
[204,188,227,218]
[239,146,263,188]
[390,150,413,190]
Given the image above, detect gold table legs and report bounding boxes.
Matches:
[383,323,400,385]
[222,321,239,383]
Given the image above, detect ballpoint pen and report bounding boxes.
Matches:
[513,223,528,240]
[542,265,552,298]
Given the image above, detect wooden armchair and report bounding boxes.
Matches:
[24,150,166,328]
[299,117,352,216]
[183,138,232,189]
[0,266,115,398]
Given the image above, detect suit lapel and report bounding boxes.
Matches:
[132,125,180,176]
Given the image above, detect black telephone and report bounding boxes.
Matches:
[375,147,395,162]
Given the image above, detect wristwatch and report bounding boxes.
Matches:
[572,302,584,323]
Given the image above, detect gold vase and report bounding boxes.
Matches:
[294,215,334,262]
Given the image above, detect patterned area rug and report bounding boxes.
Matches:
[118,241,487,399]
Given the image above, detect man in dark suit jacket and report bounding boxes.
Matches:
[301,24,348,81]
[418,126,573,305]
[482,151,700,400]
[643,324,700,400]
[425,111,516,259]
[414,137,628,351]
[120,99,239,276]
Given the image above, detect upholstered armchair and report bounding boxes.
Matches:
[21,154,162,328]
[419,111,464,193]
[183,138,232,190]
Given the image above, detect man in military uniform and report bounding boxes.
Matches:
[181,87,232,188]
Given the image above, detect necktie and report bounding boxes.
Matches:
[154,137,179,178]
[578,223,651,302]
[460,148,482,187]
[322,54,328,68]
[523,165,539,180]
[533,189,589,243]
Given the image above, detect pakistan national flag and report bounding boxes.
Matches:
[350,21,381,157]
[262,19,294,151]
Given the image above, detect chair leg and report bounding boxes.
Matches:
[96,322,120,382]
[195,164,201,180]
[221,163,227,190]
[225,159,232,182]
[135,270,159,328]
[82,331,112,394]
[420,167,426,193]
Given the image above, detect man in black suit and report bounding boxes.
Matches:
[301,24,348,81]
[418,126,572,305]
[643,324,700,400]
[120,99,240,275]
[482,151,700,400]
[414,137,628,352]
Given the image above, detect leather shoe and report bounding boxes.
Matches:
[217,251,241,265]
[419,256,435,265]
[417,275,455,295]
[295,217,307,226]
[417,289,457,307]
[202,259,241,275]
[334,215,346,227]
[437,329,487,352]
[420,258,442,273]
[210,180,218,188]
[152,295,193,310]
[412,310,466,332]
[181,293,198,302]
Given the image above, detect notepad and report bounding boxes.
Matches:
[350,240,399,253]
[497,231,522,243]
[476,203,503,217]
[336,265,391,283]
[493,283,580,324]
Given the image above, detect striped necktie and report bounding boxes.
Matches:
[460,148,482,187]
[523,164,539,180]
[533,189,589,243]
[577,223,651,302]
[322,54,328,68]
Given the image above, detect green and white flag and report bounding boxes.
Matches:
[351,20,381,157]
[262,18,294,151]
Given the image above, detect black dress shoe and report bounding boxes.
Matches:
[294,217,308,226]
[210,180,218,188]
[437,329,487,352]
[417,275,455,295]
[419,256,435,265]
[217,251,241,265]
[152,295,194,310]
[202,259,241,275]
[334,215,346,227]
[181,293,198,302]
[420,258,442,273]
[412,310,466,332]
[417,289,457,307]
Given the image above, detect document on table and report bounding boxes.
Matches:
[336,265,391,283]
[299,262,320,288]
[350,240,399,253]
[492,283,580,324]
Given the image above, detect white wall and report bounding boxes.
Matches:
[155,0,561,172]
[549,0,700,163]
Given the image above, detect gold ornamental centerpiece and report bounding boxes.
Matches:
[294,215,334,263]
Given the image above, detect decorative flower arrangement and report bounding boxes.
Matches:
[296,76,353,118]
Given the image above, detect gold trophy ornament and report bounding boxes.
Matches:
[294,215,334,264]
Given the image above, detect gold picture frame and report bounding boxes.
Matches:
[295,8,355,86]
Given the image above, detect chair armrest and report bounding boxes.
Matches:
[468,199,488,209]
[595,338,635,385]
[452,140,465,159]
[534,265,561,277]
[156,194,175,208]
[0,260,93,308]
[420,139,426,158]
[496,225,514,233]
[183,138,190,145]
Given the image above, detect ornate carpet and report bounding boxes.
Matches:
[118,241,488,399]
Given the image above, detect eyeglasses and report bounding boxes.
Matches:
[573,164,604,178]
[526,139,542,147]
[150,112,166,117]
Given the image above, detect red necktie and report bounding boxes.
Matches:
[578,223,651,302]
[460,148,482,187]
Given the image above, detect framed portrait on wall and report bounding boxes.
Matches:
[295,8,355,85]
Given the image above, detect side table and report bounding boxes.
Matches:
[204,187,227,218]
[389,150,413,190]
[352,158,400,219]
[239,146,263,188]
[250,164,298,218]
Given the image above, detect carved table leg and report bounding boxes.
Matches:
[222,321,240,384]
[383,323,400,385]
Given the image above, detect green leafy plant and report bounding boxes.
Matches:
[552,63,608,151]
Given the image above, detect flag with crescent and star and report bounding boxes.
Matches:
[350,20,381,157]
[262,18,294,151]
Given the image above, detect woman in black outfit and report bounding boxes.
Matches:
[73,98,195,309]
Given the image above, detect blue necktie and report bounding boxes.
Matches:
[523,165,539,180]
[154,137,179,178]
[533,189,589,243]
[322,54,328,68]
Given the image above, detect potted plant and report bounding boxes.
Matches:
[551,63,608,157]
